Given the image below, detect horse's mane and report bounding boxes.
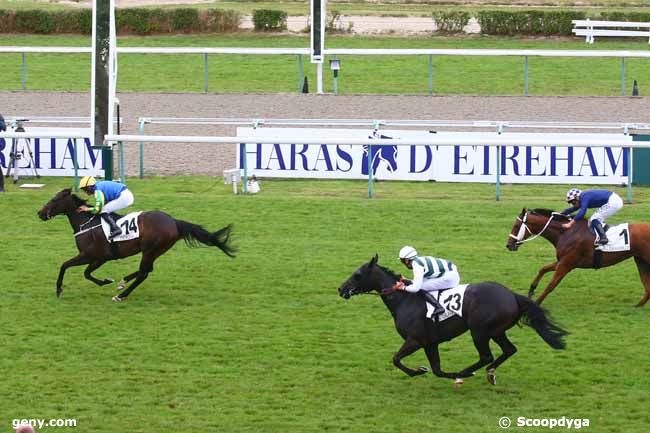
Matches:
[531,208,571,221]
[71,194,88,207]
[58,188,88,207]
[377,264,401,281]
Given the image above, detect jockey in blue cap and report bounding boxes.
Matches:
[395,246,460,317]
[76,176,134,240]
[561,188,623,246]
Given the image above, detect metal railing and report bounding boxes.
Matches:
[3,46,650,95]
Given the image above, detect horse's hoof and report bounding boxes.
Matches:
[56,289,62,298]
[418,366,429,373]
[454,378,464,388]
[487,368,496,385]
[112,295,123,303]
[117,280,126,291]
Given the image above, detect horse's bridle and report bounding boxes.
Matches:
[509,210,559,245]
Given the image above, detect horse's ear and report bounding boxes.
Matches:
[370,254,378,266]
[520,207,527,215]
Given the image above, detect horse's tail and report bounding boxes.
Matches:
[175,220,236,258]
[514,293,568,350]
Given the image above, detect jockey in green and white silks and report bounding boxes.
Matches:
[397,246,461,316]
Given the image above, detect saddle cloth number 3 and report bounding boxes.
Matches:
[442,292,462,313]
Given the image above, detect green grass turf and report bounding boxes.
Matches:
[1,176,649,432]
[1,34,650,95]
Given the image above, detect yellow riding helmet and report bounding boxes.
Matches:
[79,176,97,189]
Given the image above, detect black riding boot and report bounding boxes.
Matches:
[421,291,445,316]
[101,213,122,239]
[592,220,608,246]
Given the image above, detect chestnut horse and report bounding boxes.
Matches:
[506,208,650,306]
[38,189,236,301]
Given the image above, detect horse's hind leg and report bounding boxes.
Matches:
[113,256,154,302]
[117,270,139,291]
[456,330,494,379]
[485,334,518,385]
[84,260,113,286]
[529,262,557,298]
[633,257,650,307]
[392,337,428,377]
[113,246,171,301]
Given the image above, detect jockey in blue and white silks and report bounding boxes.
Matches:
[396,246,461,316]
[561,188,623,246]
[77,176,135,240]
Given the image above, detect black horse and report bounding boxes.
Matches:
[338,255,568,385]
[38,188,236,301]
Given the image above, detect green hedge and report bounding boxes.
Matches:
[252,9,287,32]
[202,9,241,33]
[15,9,55,34]
[0,7,242,35]
[433,11,470,34]
[477,10,587,36]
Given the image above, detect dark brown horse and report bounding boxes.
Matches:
[37,188,235,301]
[506,208,650,306]
[338,255,568,385]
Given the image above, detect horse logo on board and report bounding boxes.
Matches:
[361,130,398,176]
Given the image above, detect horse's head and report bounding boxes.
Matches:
[338,254,399,299]
[38,188,83,221]
[506,208,529,251]
[507,208,568,251]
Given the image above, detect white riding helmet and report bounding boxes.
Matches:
[566,188,582,203]
[399,246,418,260]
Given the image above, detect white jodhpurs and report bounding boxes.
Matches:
[589,192,623,225]
[101,189,134,214]
[419,269,461,293]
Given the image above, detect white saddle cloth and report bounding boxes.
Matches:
[101,211,142,243]
[596,223,631,252]
[426,284,468,322]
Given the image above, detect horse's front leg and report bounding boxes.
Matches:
[536,262,573,305]
[56,254,92,297]
[83,260,113,286]
[392,337,428,377]
[529,261,557,298]
[423,344,461,379]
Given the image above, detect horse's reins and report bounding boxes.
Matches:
[509,211,562,245]
[74,214,102,238]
